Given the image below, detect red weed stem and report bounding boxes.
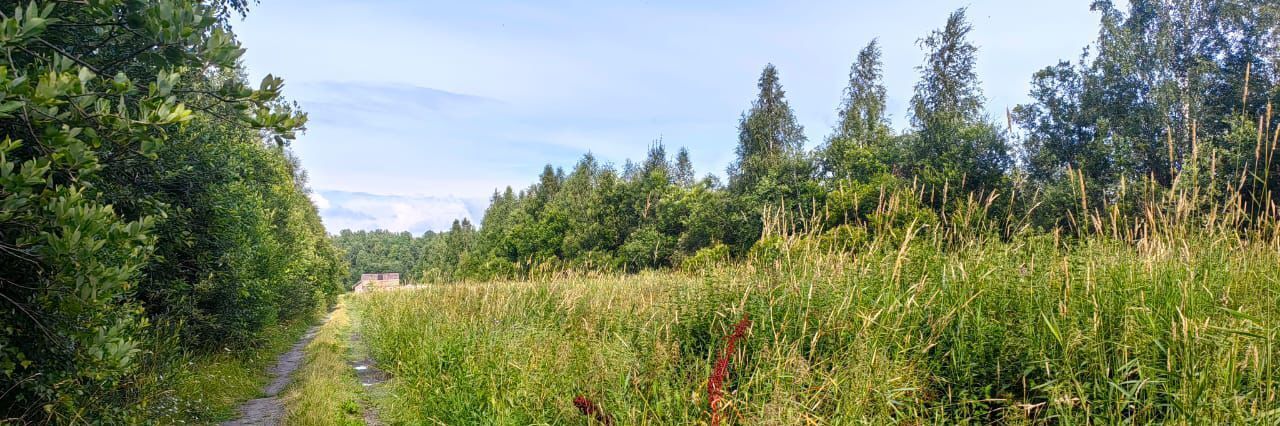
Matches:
[573,395,614,425]
[708,314,752,426]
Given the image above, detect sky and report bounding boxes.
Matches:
[232,0,1106,234]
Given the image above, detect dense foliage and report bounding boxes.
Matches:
[1014,0,1280,228]
[0,0,344,422]
[341,2,1280,284]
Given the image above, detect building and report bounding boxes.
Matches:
[354,273,401,293]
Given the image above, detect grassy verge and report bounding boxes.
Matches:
[349,233,1280,424]
[131,317,316,424]
[281,299,364,425]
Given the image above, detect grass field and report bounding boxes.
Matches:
[342,227,1280,424]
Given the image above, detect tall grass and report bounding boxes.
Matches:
[350,223,1279,424]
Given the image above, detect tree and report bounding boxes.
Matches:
[551,153,613,263]
[1015,0,1280,222]
[135,113,343,347]
[0,0,312,420]
[902,9,1011,202]
[727,64,820,231]
[334,230,419,284]
[1014,62,1103,183]
[641,140,671,179]
[819,39,893,182]
[728,64,809,197]
[674,147,695,186]
[531,164,564,212]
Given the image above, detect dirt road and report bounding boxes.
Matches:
[219,326,320,425]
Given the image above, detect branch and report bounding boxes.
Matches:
[34,37,103,75]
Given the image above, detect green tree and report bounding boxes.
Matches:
[334,229,420,283]
[728,64,812,204]
[137,114,342,347]
[674,147,695,186]
[1015,0,1280,225]
[0,0,309,420]
[819,39,893,182]
[902,9,1011,202]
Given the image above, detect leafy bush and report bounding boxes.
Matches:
[680,243,731,271]
[0,1,342,421]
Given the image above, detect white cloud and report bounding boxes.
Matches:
[315,190,488,234]
[310,191,331,209]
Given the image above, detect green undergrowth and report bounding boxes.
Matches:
[129,316,317,424]
[281,299,365,426]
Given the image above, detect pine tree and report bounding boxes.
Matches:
[532,164,563,211]
[674,147,696,186]
[641,140,671,180]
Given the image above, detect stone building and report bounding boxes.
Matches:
[354,273,400,293]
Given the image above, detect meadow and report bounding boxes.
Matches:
[342,218,1280,424]
[309,4,1280,422]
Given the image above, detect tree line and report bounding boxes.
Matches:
[0,0,346,421]
[337,2,1280,284]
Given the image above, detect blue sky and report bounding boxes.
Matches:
[232,0,1105,234]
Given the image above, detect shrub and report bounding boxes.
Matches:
[681,243,731,271]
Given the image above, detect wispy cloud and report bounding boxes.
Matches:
[298,81,500,126]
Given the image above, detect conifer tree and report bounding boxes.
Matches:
[674,147,696,186]
[532,164,563,211]
[641,141,671,179]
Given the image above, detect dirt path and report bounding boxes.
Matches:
[219,325,321,425]
[349,331,388,425]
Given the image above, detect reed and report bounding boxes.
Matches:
[345,220,1280,424]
